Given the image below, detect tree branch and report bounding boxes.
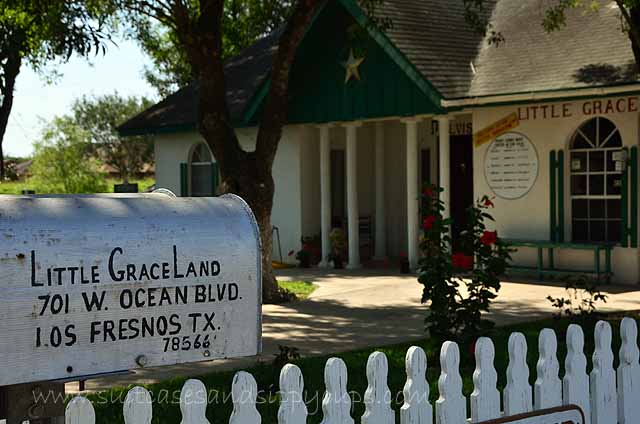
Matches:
[255,0,325,167]
[615,0,640,56]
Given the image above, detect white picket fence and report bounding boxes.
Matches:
[66,318,640,424]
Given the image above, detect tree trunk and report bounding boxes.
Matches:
[166,0,323,302]
[0,53,21,181]
[213,148,281,301]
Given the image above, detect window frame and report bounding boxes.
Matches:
[569,117,623,244]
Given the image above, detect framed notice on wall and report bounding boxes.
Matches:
[484,132,539,200]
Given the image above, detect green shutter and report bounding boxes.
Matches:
[622,148,629,247]
[211,162,219,196]
[550,151,557,242]
[631,147,638,247]
[557,150,565,242]
[549,150,565,242]
[621,147,638,248]
[180,162,188,197]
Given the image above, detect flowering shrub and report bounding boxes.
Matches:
[417,186,512,340]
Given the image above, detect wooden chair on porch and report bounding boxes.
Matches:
[339,215,375,261]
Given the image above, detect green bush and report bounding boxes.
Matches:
[418,186,512,340]
[29,117,107,194]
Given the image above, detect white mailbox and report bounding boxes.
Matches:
[0,192,261,385]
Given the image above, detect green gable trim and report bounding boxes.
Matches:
[286,2,441,123]
[242,79,270,126]
[241,5,327,126]
[243,0,443,125]
[337,0,443,108]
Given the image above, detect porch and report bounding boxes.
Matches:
[296,114,473,270]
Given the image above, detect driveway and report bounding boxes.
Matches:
[71,268,640,392]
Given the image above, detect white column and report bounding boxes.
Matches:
[404,118,420,270]
[374,122,386,259]
[345,122,361,269]
[319,125,332,268]
[437,116,451,220]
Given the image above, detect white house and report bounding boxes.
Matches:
[119,0,640,284]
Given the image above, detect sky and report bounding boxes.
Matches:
[5,38,158,158]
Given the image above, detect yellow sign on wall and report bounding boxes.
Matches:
[473,112,520,147]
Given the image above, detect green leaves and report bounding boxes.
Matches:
[30,116,107,194]
[0,0,116,67]
[547,275,609,318]
[70,93,154,183]
[126,0,294,96]
[417,188,513,341]
[29,92,153,190]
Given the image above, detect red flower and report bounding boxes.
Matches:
[452,252,473,270]
[423,215,437,230]
[480,230,498,246]
[484,198,494,208]
[423,186,434,197]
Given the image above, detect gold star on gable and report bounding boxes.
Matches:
[342,49,365,84]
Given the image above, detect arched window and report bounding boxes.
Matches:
[191,143,212,164]
[570,117,623,243]
[189,142,217,197]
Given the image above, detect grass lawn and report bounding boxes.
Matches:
[0,178,155,194]
[86,312,638,424]
[278,280,317,299]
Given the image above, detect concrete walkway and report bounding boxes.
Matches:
[72,268,640,392]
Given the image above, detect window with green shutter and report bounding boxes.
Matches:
[569,117,623,243]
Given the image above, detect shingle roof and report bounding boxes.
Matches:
[118,30,280,135]
[378,0,488,98]
[468,0,638,97]
[119,0,639,134]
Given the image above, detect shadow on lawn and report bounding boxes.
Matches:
[261,297,562,357]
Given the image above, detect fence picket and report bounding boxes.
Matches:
[124,387,153,424]
[278,364,308,424]
[320,358,354,424]
[590,321,617,424]
[563,324,590,424]
[617,317,640,424]
[400,346,432,424]
[470,337,499,422]
[503,332,532,415]
[436,341,466,424]
[362,352,394,424]
[230,371,261,424]
[56,316,640,424]
[534,328,561,410]
[66,396,95,424]
[180,379,211,424]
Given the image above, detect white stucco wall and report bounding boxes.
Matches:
[153,127,304,264]
[472,95,640,284]
[154,132,193,195]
